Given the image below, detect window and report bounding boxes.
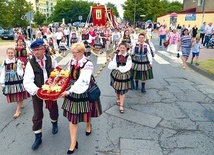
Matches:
[198,0,203,6]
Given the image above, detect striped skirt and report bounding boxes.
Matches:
[110,69,132,94]
[132,55,153,81]
[3,72,29,103]
[61,92,102,124]
[181,47,191,58]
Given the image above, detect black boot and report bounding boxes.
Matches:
[141,83,146,93]
[135,81,139,90]
[52,121,58,134]
[32,133,42,150]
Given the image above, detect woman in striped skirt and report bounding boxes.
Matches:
[108,42,132,114]
[131,33,153,93]
[0,48,29,118]
[60,42,102,154]
[179,28,194,69]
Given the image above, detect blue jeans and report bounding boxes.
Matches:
[159,35,166,46]
[203,34,211,46]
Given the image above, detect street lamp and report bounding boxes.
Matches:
[202,0,206,24]
[193,0,206,24]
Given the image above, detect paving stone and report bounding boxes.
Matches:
[173,91,207,102]
[131,103,186,120]
[197,122,214,139]
[176,102,212,122]
[105,105,162,128]
[202,104,214,111]
[160,131,214,155]
[159,118,197,130]
[120,138,163,155]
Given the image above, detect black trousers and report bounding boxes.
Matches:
[200,33,205,44]
[32,95,59,131]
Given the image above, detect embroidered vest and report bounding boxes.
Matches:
[29,55,52,87]
[15,47,27,57]
[116,54,129,67]
[134,44,148,54]
[82,34,89,40]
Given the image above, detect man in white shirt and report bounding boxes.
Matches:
[204,22,214,47]
[63,26,70,46]
[23,39,59,150]
[55,28,64,47]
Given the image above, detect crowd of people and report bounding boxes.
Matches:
[2,20,213,154]
[158,22,214,69]
[0,22,156,154]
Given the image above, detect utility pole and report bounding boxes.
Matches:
[134,0,136,28]
[202,0,206,24]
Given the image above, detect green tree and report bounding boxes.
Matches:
[33,12,46,26]
[167,1,183,13]
[8,0,32,27]
[50,0,95,24]
[106,2,119,18]
[122,0,182,23]
[0,0,11,28]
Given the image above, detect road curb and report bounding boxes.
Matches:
[186,62,214,81]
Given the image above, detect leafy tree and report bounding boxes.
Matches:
[50,0,96,24]
[122,0,182,23]
[167,1,183,13]
[33,12,47,26]
[0,0,11,28]
[8,0,32,27]
[106,2,119,18]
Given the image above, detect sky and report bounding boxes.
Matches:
[87,0,183,19]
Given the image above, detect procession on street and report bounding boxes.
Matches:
[0,2,214,155]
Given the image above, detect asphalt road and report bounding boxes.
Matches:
[0,38,214,155]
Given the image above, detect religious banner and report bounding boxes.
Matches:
[107,8,117,28]
[92,5,106,26]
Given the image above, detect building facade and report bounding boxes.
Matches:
[183,0,213,12]
[26,0,57,18]
[157,0,214,29]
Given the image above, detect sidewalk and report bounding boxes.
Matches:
[152,31,214,81]
[186,47,214,81]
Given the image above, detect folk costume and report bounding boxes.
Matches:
[62,56,102,124]
[88,29,96,46]
[15,46,28,67]
[122,35,132,51]
[108,53,132,95]
[59,39,69,56]
[80,32,92,57]
[23,39,59,150]
[104,29,112,51]
[94,33,103,50]
[0,58,29,103]
[70,30,78,45]
[131,42,153,92]
[100,29,106,48]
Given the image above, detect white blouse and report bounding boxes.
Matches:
[66,56,94,95]
[0,58,24,87]
[23,55,58,95]
[108,53,132,73]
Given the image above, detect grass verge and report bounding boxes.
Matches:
[199,59,214,75]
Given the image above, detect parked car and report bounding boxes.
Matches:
[0,26,4,37]
[1,28,14,40]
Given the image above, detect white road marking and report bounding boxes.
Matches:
[97,52,107,64]
[58,53,72,66]
[158,51,182,63]
[154,54,170,64]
